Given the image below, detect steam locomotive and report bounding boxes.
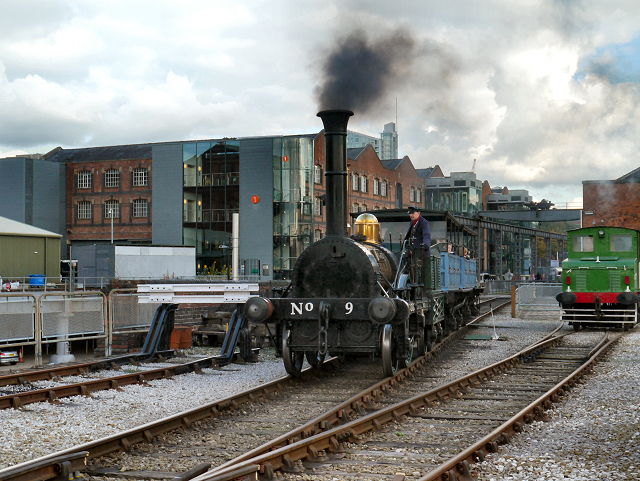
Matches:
[244,110,482,377]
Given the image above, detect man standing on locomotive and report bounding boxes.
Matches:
[405,206,431,255]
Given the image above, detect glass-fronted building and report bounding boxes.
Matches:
[182,140,239,275]
[424,172,482,217]
[272,136,314,279]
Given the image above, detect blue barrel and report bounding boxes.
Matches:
[29,275,45,287]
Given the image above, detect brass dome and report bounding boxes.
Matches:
[354,213,381,244]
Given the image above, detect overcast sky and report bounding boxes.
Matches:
[2,0,640,206]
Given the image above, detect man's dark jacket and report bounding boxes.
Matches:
[405,215,431,253]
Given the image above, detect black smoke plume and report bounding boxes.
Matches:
[316,29,415,113]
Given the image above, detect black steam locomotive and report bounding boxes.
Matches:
[244,110,482,377]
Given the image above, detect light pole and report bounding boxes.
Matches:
[220,244,230,280]
[109,208,113,243]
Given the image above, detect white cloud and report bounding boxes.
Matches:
[0,0,640,205]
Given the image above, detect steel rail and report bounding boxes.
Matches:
[416,332,621,481]
[0,350,175,388]
[208,300,513,475]
[0,349,259,409]
[198,322,568,480]
[0,452,88,481]
[0,301,512,481]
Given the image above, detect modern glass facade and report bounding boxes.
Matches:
[182,140,239,274]
[425,184,481,216]
[272,136,314,279]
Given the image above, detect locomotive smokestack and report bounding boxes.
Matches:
[318,109,353,237]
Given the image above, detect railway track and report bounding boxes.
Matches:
[203,329,619,481]
[0,301,518,481]
[0,349,258,409]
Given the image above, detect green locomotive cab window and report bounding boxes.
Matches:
[611,235,633,252]
[573,235,594,252]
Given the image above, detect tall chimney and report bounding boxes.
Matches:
[317,109,354,237]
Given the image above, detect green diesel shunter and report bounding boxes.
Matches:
[556,226,639,329]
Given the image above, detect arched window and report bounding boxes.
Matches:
[104,200,120,218]
[314,164,322,184]
[105,169,120,188]
[77,201,92,219]
[360,176,368,193]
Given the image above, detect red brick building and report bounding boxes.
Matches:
[583,167,640,230]
[312,132,426,239]
[52,145,153,246]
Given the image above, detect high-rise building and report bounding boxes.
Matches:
[381,122,398,160]
[346,121,398,160]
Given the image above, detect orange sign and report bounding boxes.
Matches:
[252,195,259,204]
[283,156,289,162]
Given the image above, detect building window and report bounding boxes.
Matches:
[373,178,379,195]
[352,173,359,191]
[133,199,148,217]
[314,164,322,184]
[352,203,359,213]
[410,187,416,202]
[77,171,92,189]
[104,200,120,218]
[314,229,322,241]
[104,169,120,188]
[416,189,421,203]
[77,201,92,219]
[133,168,149,186]
[361,204,367,212]
[380,181,387,197]
[314,197,322,216]
[360,175,368,193]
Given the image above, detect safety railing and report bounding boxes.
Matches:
[0,291,108,367]
[515,283,562,319]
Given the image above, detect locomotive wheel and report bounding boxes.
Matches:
[416,334,426,357]
[381,324,399,377]
[426,326,436,352]
[305,351,326,367]
[381,325,411,377]
[282,327,304,376]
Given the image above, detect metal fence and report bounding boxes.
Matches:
[515,283,562,319]
[109,288,161,332]
[1,276,113,292]
[482,280,519,295]
[0,291,108,367]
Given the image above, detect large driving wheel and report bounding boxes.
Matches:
[381,324,398,377]
[282,326,304,376]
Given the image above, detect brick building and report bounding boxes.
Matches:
[48,145,153,247]
[583,167,640,230]
[312,135,426,240]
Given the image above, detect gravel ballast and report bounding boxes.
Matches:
[474,326,640,480]
[2,313,637,480]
